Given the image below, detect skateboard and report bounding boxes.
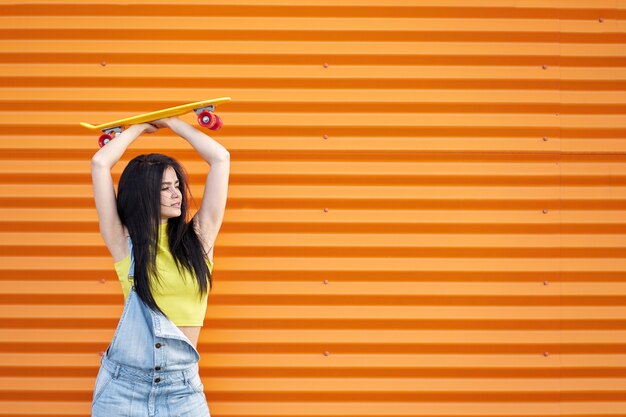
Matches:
[80,97,231,147]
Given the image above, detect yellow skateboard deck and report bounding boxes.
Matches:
[80,97,231,147]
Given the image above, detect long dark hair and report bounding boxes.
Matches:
[116,153,212,318]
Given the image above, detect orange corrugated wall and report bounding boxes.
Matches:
[0,0,625,416]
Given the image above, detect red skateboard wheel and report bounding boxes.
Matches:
[197,111,217,129]
[198,111,223,130]
[212,114,223,130]
[98,133,113,147]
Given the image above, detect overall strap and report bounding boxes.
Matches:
[127,236,135,279]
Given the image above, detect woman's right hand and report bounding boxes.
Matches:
[138,122,159,134]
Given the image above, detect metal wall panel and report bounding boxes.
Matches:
[0,0,625,415]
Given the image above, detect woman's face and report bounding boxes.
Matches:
[160,166,182,222]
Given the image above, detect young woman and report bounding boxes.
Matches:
[89,116,230,416]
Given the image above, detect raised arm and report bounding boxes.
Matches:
[152,116,230,260]
[90,123,157,262]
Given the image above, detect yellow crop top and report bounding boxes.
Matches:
[113,222,213,326]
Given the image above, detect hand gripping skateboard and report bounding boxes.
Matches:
[80,97,231,147]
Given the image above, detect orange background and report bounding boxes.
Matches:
[1,1,625,416]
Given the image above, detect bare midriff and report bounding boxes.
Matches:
[179,326,201,349]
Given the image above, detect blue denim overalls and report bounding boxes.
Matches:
[92,236,211,417]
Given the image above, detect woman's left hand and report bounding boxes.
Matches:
[149,116,180,129]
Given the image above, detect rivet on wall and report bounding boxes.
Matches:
[542,65,548,70]
[323,63,329,68]
[100,278,106,284]
[543,352,550,357]
[323,134,328,139]
[100,61,107,66]
[542,137,548,141]
[323,351,330,356]
[542,209,549,214]
[323,208,329,212]
[323,279,329,284]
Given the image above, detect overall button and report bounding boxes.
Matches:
[155,377,161,383]
[155,366,161,371]
[155,343,162,348]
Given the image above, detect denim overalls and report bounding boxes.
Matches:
[91,236,211,417]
